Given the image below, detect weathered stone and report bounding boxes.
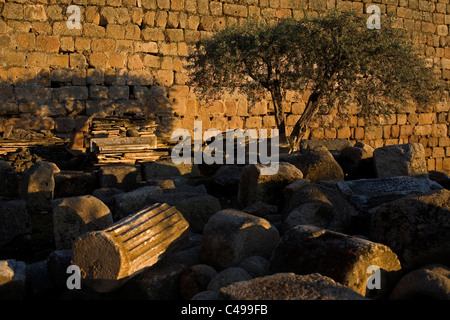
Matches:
[118,262,186,300]
[112,185,163,220]
[191,290,219,300]
[219,273,368,300]
[207,267,252,291]
[300,139,353,153]
[142,159,200,179]
[180,264,218,300]
[369,189,450,270]
[46,250,73,287]
[201,209,280,270]
[98,164,138,191]
[52,195,114,250]
[283,183,358,234]
[92,187,125,208]
[282,147,344,183]
[21,161,60,213]
[0,160,18,198]
[270,225,402,298]
[428,170,450,189]
[26,260,55,298]
[131,192,221,233]
[54,171,98,198]
[0,200,31,247]
[145,178,176,190]
[373,143,427,178]
[282,179,309,204]
[0,260,27,300]
[337,142,376,180]
[242,201,279,218]
[337,176,443,212]
[237,162,303,208]
[72,203,189,292]
[238,256,270,278]
[390,264,450,300]
[212,165,242,192]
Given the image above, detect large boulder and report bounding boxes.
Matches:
[219,273,367,300]
[282,147,344,183]
[0,259,27,300]
[337,142,376,180]
[142,159,200,179]
[270,225,402,298]
[390,264,450,300]
[283,183,358,234]
[111,185,163,220]
[369,189,450,270]
[207,267,252,291]
[52,195,114,249]
[0,160,18,198]
[373,143,427,178]
[201,209,280,270]
[0,200,31,247]
[98,164,138,191]
[237,162,303,208]
[180,264,218,300]
[21,161,60,213]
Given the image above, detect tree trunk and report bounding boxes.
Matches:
[290,91,321,151]
[268,85,288,146]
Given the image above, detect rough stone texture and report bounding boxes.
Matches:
[0,259,27,300]
[0,200,31,247]
[237,256,270,278]
[72,203,189,293]
[136,192,221,233]
[282,147,344,183]
[180,264,218,300]
[207,267,252,291]
[212,165,242,192]
[98,164,138,191]
[390,264,450,300]
[369,189,450,270]
[52,195,114,250]
[142,159,200,179]
[373,143,427,178]
[337,176,443,212]
[219,273,368,300]
[428,170,450,189]
[92,187,125,208]
[237,162,303,208]
[54,171,98,198]
[270,225,402,298]
[201,209,280,270]
[242,201,279,218]
[46,250,73,287]
[191,290,219,300]
[283,183,358,234]
[0,160,18,198]
[21,161,60,213]
[337,142,376,180]
[111,185,163,219]
[118,262,186,300]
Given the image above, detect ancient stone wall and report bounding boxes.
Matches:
[0,0,449,173]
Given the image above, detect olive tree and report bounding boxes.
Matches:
[187,10,446,150]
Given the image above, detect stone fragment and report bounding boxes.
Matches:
[52,195,114,250]
[72,203,189,292]
[242,201,279,218]
[0,200,31,247]
[98,164,138,191]
[180,264,218,300]
[21,161,60,213]
[92,187,124,208]
[270,225,402,298]
[0,160,18,198]
[390,264,450,300]
[337,142,376,180]
[26,260,55,298]
[142,159,200,179]
[111,185,163,219]
[219,273,367,300]
[238,256,270,278]
[428,170,450,189]
[237,162,303,208]
[300,139,353,153]
[191,290,219,300]
[207,267,252,291]
[46,250,73,287]
[369,189,450,270]
[201,209,280,270]
[373,143,427,178]
[337,176,443,212]
[0,259,27,300]
[282,147,344,183]
[283,183,358,234]
[54,171,98,198]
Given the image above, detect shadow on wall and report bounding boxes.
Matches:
[0,68,177,144]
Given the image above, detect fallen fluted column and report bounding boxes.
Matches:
[72,203,190,293]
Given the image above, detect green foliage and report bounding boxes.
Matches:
[187,10,447,143]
